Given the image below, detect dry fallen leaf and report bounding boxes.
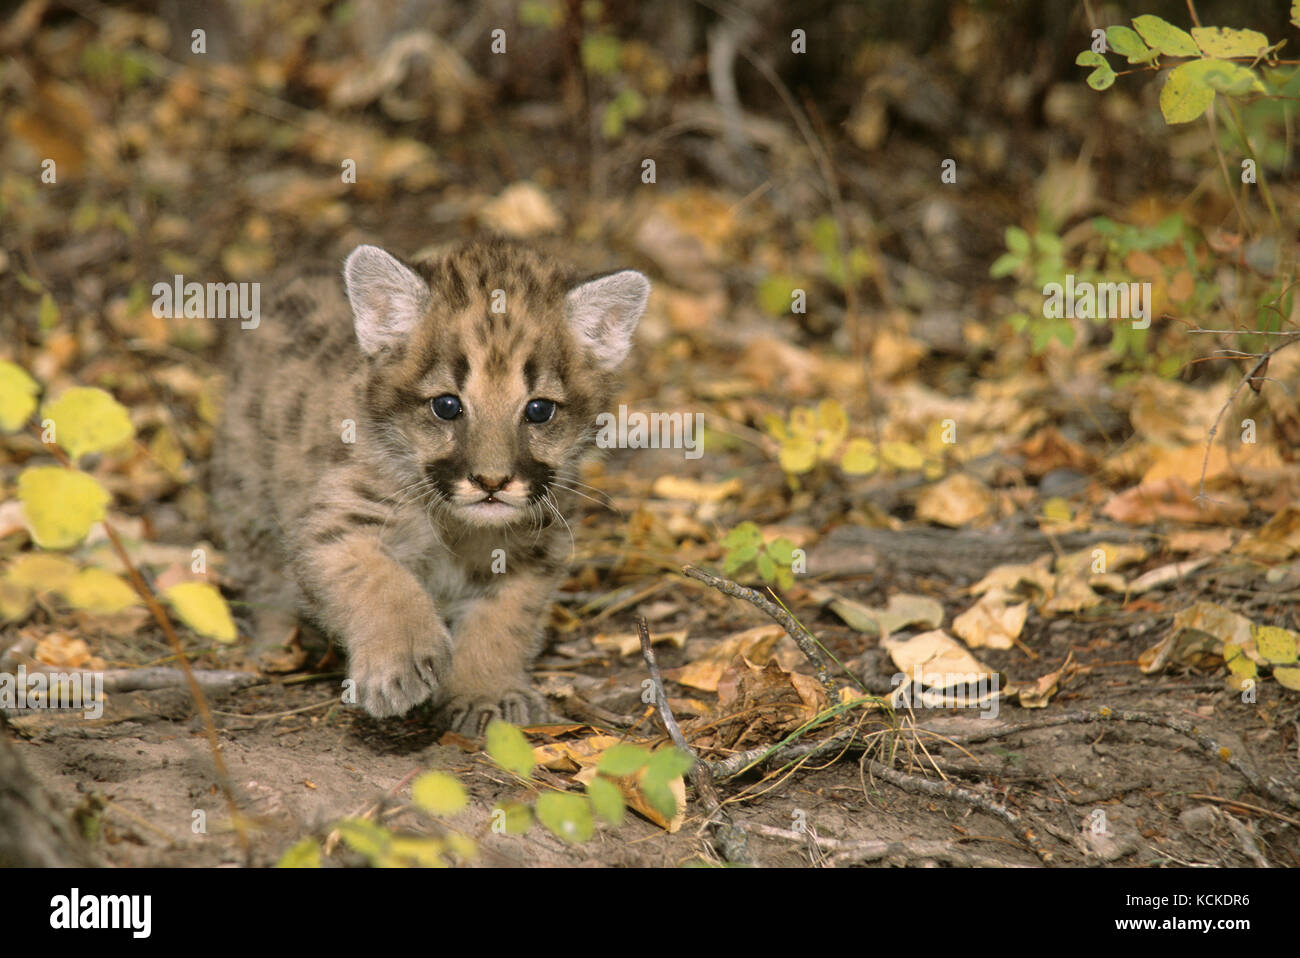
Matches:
[664,625,785,692]
[479,181,562,237]
[952,587,1028,650]
[915,472,993,527]
[590,628,687,657]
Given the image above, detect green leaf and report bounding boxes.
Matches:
[640,746,695,820]
[587,775,626,825]
[767,537,796,565]
[1075,50,1116,91]
[1132,14,1200,57]
[335,818,392,865]
[389,836,447,868]
[756,273,806,316]
[485,719,535,778]
[721,521,762,550]
[536,791,594,843]
[1159,60,1217,124]
[40,386,135,461]
[1106,25,1155,63]
[411,771,468,816]
[0,361,40,432]
[580,32,621,76]
[989,252,1021,278]
[1191,26,1269,59]
[721,547,754,575]
[38,293,60,330]
[596,743,653,777]
[1005,226,1031,255]
[163,581,237,642]
[1196,60,1265,96]
[18,466,111,550]
[755,550,776,582]
[647,747,695,779]
[493,801,533,834]
[276,837,322,868]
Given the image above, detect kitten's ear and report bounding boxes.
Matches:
[565,270,650,371]
[343,245,430,355]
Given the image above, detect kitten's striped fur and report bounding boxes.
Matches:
[213,239,648,730]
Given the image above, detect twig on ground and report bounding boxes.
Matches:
[34,425,250,857]
[639,616,753,865]
[863,757,1053,864]
[920,706,1300,811]
[682,565,836,699]
[97,668,263,695]
[740,822,1022,867]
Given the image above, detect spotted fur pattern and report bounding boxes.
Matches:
[212,239,648,730]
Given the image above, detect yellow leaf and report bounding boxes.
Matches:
[411,771,469,816]
[815,398,848,447]
[1042,497,1073,523]
[840,438,878,475]
[1274,666,1300,691]
[0,361,40,432]
[761,412,789,442]
[63,568,139,613]
[0,578,33,622]
[880,440,925,471]
[788,406,816,438]
[779,437,817,474]
[18,466,111,550]
[1251,624,1298,665]
[1225,646,1257,679]
[163,581,237,642]
[6,553,81,593]
[40,386,135,461]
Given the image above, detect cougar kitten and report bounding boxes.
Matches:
[213,240,649,732]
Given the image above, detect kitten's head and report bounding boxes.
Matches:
[344,240,649,528]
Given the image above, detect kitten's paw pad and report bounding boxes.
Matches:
[440,687,549,736]
[352,637,451,718]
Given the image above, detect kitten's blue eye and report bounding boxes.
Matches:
[524,399,556,424]
[431,395,462,420]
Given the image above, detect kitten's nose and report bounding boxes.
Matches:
[470,474,511,493]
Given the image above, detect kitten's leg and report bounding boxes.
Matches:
[439,571,556,735]
[300,535,453,718]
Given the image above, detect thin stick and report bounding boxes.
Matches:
[638,616,752,865]
[34,427,249,855]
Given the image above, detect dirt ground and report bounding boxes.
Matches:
[9,514,1299,868]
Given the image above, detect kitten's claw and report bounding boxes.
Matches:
[439,687,550,737]
[351,632,452,718]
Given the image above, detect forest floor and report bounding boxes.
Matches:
[3,2,1299,867]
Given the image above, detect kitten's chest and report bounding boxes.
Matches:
[382,508,507,604]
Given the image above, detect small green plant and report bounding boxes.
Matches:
[720,522,799,590]
[277,721,697,867]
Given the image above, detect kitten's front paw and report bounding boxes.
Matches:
[439,686,550,737]
[350,629,452,718]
